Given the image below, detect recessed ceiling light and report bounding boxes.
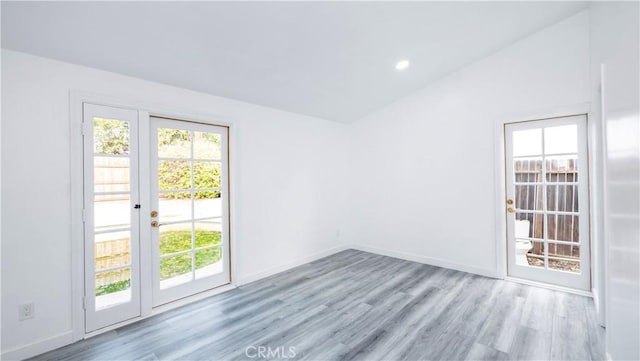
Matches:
[395,60,410,71]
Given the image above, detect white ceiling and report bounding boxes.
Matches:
[1,1,588,122]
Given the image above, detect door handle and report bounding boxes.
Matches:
[507,207,517,213]
[151,221,163,228]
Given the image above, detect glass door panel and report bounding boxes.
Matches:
[505,115,590,290]
[150,117,230,306]
[83,103,141,332]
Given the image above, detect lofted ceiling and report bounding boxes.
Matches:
[1,1,588,122]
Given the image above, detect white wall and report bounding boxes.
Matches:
[346,11,590,277]
[590,2,640,360]
[1,49,349,358]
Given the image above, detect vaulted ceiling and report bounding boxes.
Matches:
[2,1,588,122]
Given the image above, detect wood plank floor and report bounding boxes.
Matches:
[31,250,605,361]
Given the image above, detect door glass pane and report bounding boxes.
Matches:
[515,213,544,240]
[546,155,579,182]
[193,161,221,189]
[194,132,221,160]
[514,218,532,239]
[194,197,222,219]
[158,160,191,190]
[95,231,131,271]
[93,118,130,155]
[547,214,579,243]
[546,184,579,212]
[195,220,223,248]
[548,243,580,273]
[544,125,577,154]
[159,223,193,256]
[158,128,191,158]
[514,158,542,182]
[195,247,223,279]
[159,192,192,223]
[94,196,130,232]
[512,128,542,156]
[160,253,193,289]
[95,267,131,310]
[515,185,543,212]
[94,157,130,193]
[518,240,544,268]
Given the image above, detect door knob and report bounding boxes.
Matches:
[506,199,514,205]
[507,207,516,213]
[151,221,159,227]
[150,210,158,218]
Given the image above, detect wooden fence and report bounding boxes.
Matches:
[95,238,131,287]
[94,157,131,287]
[94,156,129,200]
[514,158,580,259]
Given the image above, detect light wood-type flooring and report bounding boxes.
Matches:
[31,250,605,361]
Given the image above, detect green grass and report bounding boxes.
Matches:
[158,229,223,280]
[96,279,130,296]
[95,230,222,295]
[160,229,221,253]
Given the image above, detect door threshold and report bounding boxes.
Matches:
[505,276,592,297]
[84,283,236,339]
[152,282,235,313]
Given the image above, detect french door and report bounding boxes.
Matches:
[83,104,230,332]
[150,117,230,306]
[504,114,591,291]
[83,104,141,332]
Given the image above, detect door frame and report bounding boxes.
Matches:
[493,103,598,296]
[70,91,238,341]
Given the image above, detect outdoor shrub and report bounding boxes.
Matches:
[157,128,222,199]
[93,118,129,155]
[158,161,221,198]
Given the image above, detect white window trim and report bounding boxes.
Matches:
[69,91,239,341]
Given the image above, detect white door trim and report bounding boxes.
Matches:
[70,91,239,341]
[492,103,592,282]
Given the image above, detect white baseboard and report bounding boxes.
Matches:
[351,244,500,279]
[234,244,350,285]
[1,331,73,361]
